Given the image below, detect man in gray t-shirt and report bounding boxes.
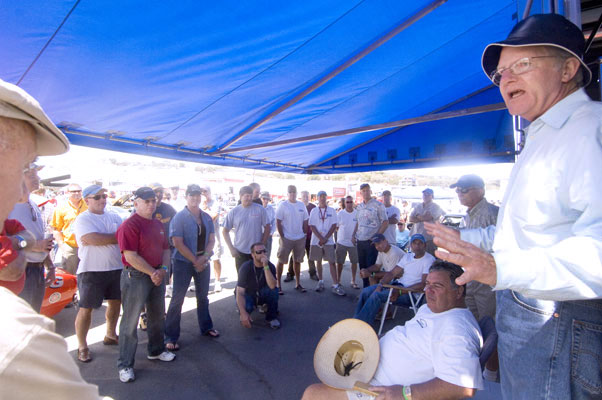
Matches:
[223,186,270,272]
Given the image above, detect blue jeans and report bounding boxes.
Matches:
[117,268,166,370]
[353,284,413,325]
[18,263,45,312]
[357,240,378,288]
[497,290,602,399]
[244,286,279,321]
[165,258,213,342]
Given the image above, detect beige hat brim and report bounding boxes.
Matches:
[0,80,69,156]
[313,319,380,390]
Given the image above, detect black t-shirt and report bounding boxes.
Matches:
[237,259,276,296]
[153,202,177,237]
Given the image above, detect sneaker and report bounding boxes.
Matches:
[315,281,324,292]
[332,284,346,296]
[483,367,500,382]
[147,351,176,362]
[139,313,147,331]
[165,284,173,298]
[258,304,268,314]
[269,319,281,330]
[283,274,294,282]
[214,281,222,292]
[119,368,135,383]
[188,284,195,292]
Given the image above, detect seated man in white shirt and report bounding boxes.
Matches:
[358,234,404,286]
[303,261,483,400]
[353,234,435,325]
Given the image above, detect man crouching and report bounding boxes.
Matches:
[303,261,482,399]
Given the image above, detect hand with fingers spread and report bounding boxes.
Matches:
[425,222,497,286]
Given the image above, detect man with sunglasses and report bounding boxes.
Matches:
[236,242,280,330]
[427,14,602,399]
[449,174,498,323]
[51,183,87,274]
[72,185,123,363]
[117,186,174,383]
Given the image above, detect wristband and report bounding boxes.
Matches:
[161,265,168,271]
[263,265,270,271]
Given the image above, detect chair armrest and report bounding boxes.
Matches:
[381,284,423,295]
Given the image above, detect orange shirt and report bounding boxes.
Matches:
[51,199,87,248]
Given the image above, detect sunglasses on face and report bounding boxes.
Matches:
[88,194,108,200]
[345,201,353,204]
[254,249,267,255]
[455,187,473,194]
[69,190,82,193]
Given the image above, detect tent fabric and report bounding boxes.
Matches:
[1,0,536,174]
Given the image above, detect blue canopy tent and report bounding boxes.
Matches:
[1,0,572,174]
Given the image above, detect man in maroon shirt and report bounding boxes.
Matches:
[116,186,175,383]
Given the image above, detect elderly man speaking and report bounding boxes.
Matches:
[426,14,602,400]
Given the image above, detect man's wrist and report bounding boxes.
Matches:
[263,265,270,271]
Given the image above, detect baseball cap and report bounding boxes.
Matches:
[186,184,202,195]
[260,191,271,199]
[382,190,391,196]
[370,233,387,244]
[0,78,69,156]
[482,14,592,86]
[317,190,327,197]
[450,174,484,189]
[82,185,105,198]
[359,183,370,190]
[422,188,434,195]
[133,186,156,200]
[410,234,426,244]
[150,182,164,190]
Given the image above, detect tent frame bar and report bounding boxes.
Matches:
[214,102,506,155]
[309,84,496,168]
[214,0,449,152]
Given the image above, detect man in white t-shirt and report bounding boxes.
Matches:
[72,185,123,363]
[336,196,359,289]
[358,234,405,286]
[354,234,435,325]
[409,188,445,255]
[275,185,309,293]
[309,191,342,296]
[382,190,400,245]
[303,261,483,400]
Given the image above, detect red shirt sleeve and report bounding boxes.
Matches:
[0,219,27,294]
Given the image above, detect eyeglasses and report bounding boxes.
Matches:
[455,187,473,194]
[489,56,561,86]
[88,194,108,200]
[69,190,82,193]
[254,249,267,255]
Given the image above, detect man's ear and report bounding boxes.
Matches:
[456,284,465,299]
[561,57,580,83]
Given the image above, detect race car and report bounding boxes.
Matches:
[40,267,78,318]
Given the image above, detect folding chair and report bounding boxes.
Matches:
[377,284,424,337]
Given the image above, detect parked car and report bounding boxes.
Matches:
[440,214,464,228]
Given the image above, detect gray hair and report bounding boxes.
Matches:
[429,261,466,296]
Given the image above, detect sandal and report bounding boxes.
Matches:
[350,282,360,289]
[103,335,119,346]
[166,342,180,351]
[295,285,307,293]
[77,348,92,363]
[203,329,220,338]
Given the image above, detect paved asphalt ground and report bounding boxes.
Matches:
[53,255,501,400]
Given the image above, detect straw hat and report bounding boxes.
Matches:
[313,319,380,390]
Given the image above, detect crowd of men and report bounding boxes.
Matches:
[1,13,601,400]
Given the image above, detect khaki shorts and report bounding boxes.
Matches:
[309,244,335,263]
[335,244,358,264]
[277,237,306,264]
[61,244,80,275]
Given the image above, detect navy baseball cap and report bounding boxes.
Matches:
[186,184,202,195]
[317,190,327,197]
[370,233,387,244]
[133,186,156,200]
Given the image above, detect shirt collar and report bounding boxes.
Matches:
[537,88,589,130]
